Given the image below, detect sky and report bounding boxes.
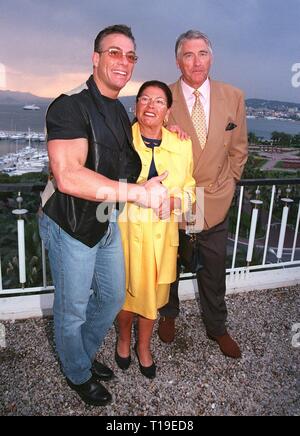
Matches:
[0,0,300,102]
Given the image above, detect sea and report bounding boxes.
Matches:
[0,103,49,157]
[1,102,300,158]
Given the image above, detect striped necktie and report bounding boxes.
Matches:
[191,90,207,149]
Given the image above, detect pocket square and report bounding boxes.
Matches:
[226,122,237,131]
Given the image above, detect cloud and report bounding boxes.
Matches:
[119,81,144,97]
[0,64,7,89]
[1,0,300,101]
[6,67,89,98]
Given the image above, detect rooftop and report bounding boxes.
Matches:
[0,286,299,416]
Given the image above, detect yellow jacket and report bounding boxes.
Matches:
[119,122,195,293]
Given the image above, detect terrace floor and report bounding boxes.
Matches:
[0,286,299,416]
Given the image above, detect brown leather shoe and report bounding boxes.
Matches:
[207,331,241,359]
[158,317,175,343]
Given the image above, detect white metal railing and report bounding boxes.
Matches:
[178,179,300,300]
[229,180,300,273]
[0,186,54,298]
[0,180,299,312]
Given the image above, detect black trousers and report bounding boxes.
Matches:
[159,217,229,336]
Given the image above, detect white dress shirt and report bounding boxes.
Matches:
[181,78,210,131]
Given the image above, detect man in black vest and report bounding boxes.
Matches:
[39,25,168,407]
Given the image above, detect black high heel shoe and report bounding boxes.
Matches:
[134,343,156,379]
[115,343,131,370]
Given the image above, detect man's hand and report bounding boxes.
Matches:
[168,125,190,141]
[135,172,169,209]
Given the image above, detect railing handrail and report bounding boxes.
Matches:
[0,178,300,193]
[238,178,300,186]
[0,183,45,193]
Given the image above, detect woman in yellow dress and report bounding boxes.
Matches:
[116,81,195,378]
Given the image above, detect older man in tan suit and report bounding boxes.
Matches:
[158,30,248,358]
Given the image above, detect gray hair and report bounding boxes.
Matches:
[175,30,213,57]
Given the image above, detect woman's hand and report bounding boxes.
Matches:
[157,197,182,220]
[168,125,190,141]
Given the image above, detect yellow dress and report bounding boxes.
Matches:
[119,123,195,320]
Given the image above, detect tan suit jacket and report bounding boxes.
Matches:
[169,79,248,229]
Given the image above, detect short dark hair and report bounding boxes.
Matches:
[136,80,173,109]
[94,25,136,52]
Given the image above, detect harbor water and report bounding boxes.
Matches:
[1,101,300,162]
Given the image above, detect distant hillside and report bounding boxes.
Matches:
[119,95,135,105]
[119,95,135,108]
[121,97,300,112]
[0,90,135,107]
[1,90,298,111]
[0,90,52,105]
[246,98,299,110]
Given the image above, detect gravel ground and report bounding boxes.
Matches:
[0,287,299,416]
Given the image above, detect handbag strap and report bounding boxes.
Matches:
[185,191,196,235]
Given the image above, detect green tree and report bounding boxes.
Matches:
[242,154,263,179]
[292,134,300,145]
[248,131,259,144]
[271,131,293,146]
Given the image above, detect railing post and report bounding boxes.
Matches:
[0,256,3,292]
[291,201,300,262]
[41,240,47,289]
[12,192,28,289]
[262,185,276,265]
[277,186,294,262]
[231,185,244,273]
[247,186,263,266]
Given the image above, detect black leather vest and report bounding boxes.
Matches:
[43,76,141,247]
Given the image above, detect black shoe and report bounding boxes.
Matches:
[115,345,131,370]
[134,343,156,379]
[92,361,115,381]
[66,375,112,406]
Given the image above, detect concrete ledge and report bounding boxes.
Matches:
[179,266,300,300]
[0,293,54,320]
[227,266,300,294]
[1,267,300,320]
